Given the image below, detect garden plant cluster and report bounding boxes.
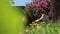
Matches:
[24,0,60,34]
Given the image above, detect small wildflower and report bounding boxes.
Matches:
[30,24,34,27]
[33,23,37,25]
[25,29,29,33]
[32,22,35,24]
[30,22,37,27]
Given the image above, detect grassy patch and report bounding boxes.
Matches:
[24,21,60,34]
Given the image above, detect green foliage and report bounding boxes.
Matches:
[0,0,26,34]
[24,21,60,34]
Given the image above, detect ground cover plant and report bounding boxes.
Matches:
[24,21,60,34]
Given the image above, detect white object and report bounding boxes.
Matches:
[35,14,45,22]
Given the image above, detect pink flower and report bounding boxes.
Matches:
[25,0,51,15]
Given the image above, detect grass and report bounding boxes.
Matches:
[24,21,60,34]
